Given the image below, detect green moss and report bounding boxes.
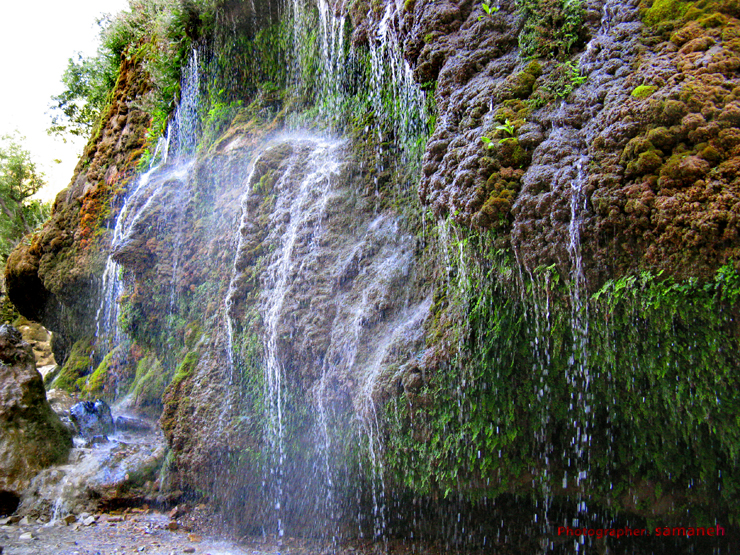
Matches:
[646,126,675,149]
[169,350,200,389]
[130,355,167,413]
[643,0,692,26]
[516,0,586,60]
[121,449,165,491]
[506,69,539,98]
[635,150,664,175]
[81,344,137,402]
[83,353,111,399]
[631,85,659,99]
[183,321,202,349]
[50,337,94,392]
[698,11,728,27]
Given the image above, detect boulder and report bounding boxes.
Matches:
[46,389,76,417]
[17,321,55,367]
[0,324,72,507]
[70,400,114,439]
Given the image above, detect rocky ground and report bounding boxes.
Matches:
[0,506,458,555]
[0,506,356,555]
[0,507,250,555]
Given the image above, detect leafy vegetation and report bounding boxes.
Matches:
[515,0,585,60]
[48,0,216,142]
[478,0,500,20]
[386,219,740,522]
[0,135,51,263]
[540,60,588,100]
[48,53,119,139]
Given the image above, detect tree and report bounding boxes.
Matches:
[47,52,118,140]
[0,135,51,262]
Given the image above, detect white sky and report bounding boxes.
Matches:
[0,0,130,201]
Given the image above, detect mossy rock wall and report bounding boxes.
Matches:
[403,0,740,286]
[4,53,152,364]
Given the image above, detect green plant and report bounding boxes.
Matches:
[49,0,217,143]
[481,119,518,148]
[541,61,588,100]
[386,215,740,521]
[0,135,51,262]
[516,0,584,59]
[47,53,118,140]
[479,0,500,20]
[566,61,587,85]
[496,118,517,143]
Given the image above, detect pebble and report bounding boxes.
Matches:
[167,521,179,531]
[183,548,195,554]
[64,514,77,525]
[19,532,35,540]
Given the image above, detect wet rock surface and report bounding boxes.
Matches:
[158,136,431,527]
[0,324,72,502]
[17,413,166,518]
[115,416,152,434]
[0,508,252,555]
[70,400,114,439]
[16,320,54,367]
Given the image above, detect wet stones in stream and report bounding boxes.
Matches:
[16,409,167,518]
[70,400,114,439]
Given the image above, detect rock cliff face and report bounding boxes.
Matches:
[0,325,71,512]
[405,0,740,284]
[5,53,151,363]
[4,0,740,548]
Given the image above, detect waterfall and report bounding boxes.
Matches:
[218,131,430,541]
[262,138,341,539]
[169,49,202,161]
[92,146,164,361]
[92,47,202,373]
[369,0,427,157]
